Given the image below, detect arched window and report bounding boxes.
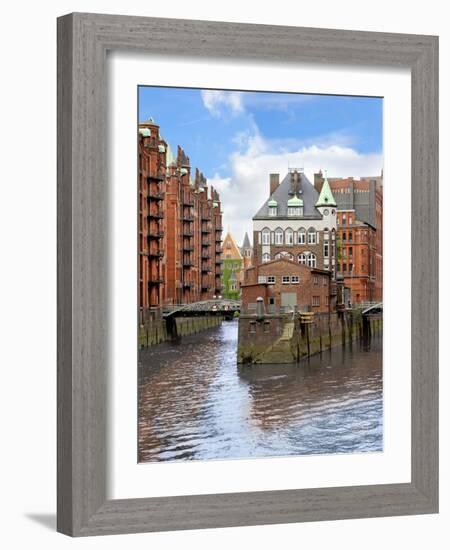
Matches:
[275,251,294,261]
[308,228,317,245]
[262,253,270,263]
[331,228,336,240]
[285,228,294,245]
[298,228,306,244]
[323,227,329,240]
[275,227,283,245]
[308,253,317,268]
[298,253,307,265]
[262,228,270,245]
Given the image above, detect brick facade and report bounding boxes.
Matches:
[138,121,223,314]
[314,172,383,303]
[241,258,332,314]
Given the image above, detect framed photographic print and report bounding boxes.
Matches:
[57,13,438,536]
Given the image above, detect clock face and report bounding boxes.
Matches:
[323,209,329,216]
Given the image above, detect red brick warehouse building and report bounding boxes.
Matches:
[242,258,333,314]
[314,172,383,303]
[138,119,223,315]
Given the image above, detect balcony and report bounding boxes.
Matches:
[183,216,194,222]
[215,236,222,243]
[148,277,164,286]
[183,230,194,237]
[202,214,212,221]
[183,260,193,268]
[183,281,193,288]
[147,192,164,202]
[183,245,194,252]
[182,197,194,207]
[201,284,212,291]
[146,173,164,183]
[201,226,212,234]
[148,250,164,258]
[147,212,164,220]
[201,253,211,260]
[215,225,223,231]
[147,231,164,240]
[215,259,222,265]
[201,240,210,247]
[201,265,212,273]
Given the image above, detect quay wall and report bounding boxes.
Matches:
[139,314,223,348]
[238,310,382,364]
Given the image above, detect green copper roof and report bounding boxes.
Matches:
[139,128,151,137]
[268,198,278,207]
[315,176,336,207]
[158,144,166,153]
[287,194,304,207]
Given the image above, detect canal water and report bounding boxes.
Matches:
[138,319,383,462]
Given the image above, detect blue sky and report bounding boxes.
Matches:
[138,87,383,244]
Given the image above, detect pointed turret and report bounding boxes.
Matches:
[315,174,336,207]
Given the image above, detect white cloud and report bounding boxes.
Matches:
[209,132,383,246]
[201,90,244,117]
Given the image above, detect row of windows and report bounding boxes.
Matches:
[257,274,327,285]
[258,275,300,284]
[262,252,317,267]
[269,206,303,217]
[260,228,336,246]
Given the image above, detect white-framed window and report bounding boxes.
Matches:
[325,295,330,306]
[308,254,317,268]
[282,276,290,284]
[324,242,329,258]
[288,207,302,216]
[285,228,294,245]
[262,253,270,263]
[267,275,276,284]
[298,253,307,265]
[291,276,299,284]
[275,228,283,245]
[331,228,336,240]
[324,228,329,240]
[269,206,277,216]
[258,275,267,283]
[312,296,320,307]
[298,228,306,244]
[308,230,317,245]
[262,228,270,245]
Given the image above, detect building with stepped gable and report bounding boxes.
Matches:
[221,231,244,299]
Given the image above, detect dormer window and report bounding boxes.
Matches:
[268,198,278,216]
[288,206,303,216]
[287,194,303,217]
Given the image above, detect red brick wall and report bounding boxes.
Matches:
[242,258,331,313]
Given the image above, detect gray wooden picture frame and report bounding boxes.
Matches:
[57,12,439,537]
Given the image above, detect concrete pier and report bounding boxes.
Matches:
[237,309,382,364]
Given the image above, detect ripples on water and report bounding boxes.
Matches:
[138,320,383,462]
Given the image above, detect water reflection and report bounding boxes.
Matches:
[138,320,382,462]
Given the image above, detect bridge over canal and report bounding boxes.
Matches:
[163,299,241,319]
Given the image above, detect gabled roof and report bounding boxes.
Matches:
[315,176,337,207]
[222,231,243,260]
[253,172,322,219]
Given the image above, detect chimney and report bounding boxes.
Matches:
[270,173,279,196]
